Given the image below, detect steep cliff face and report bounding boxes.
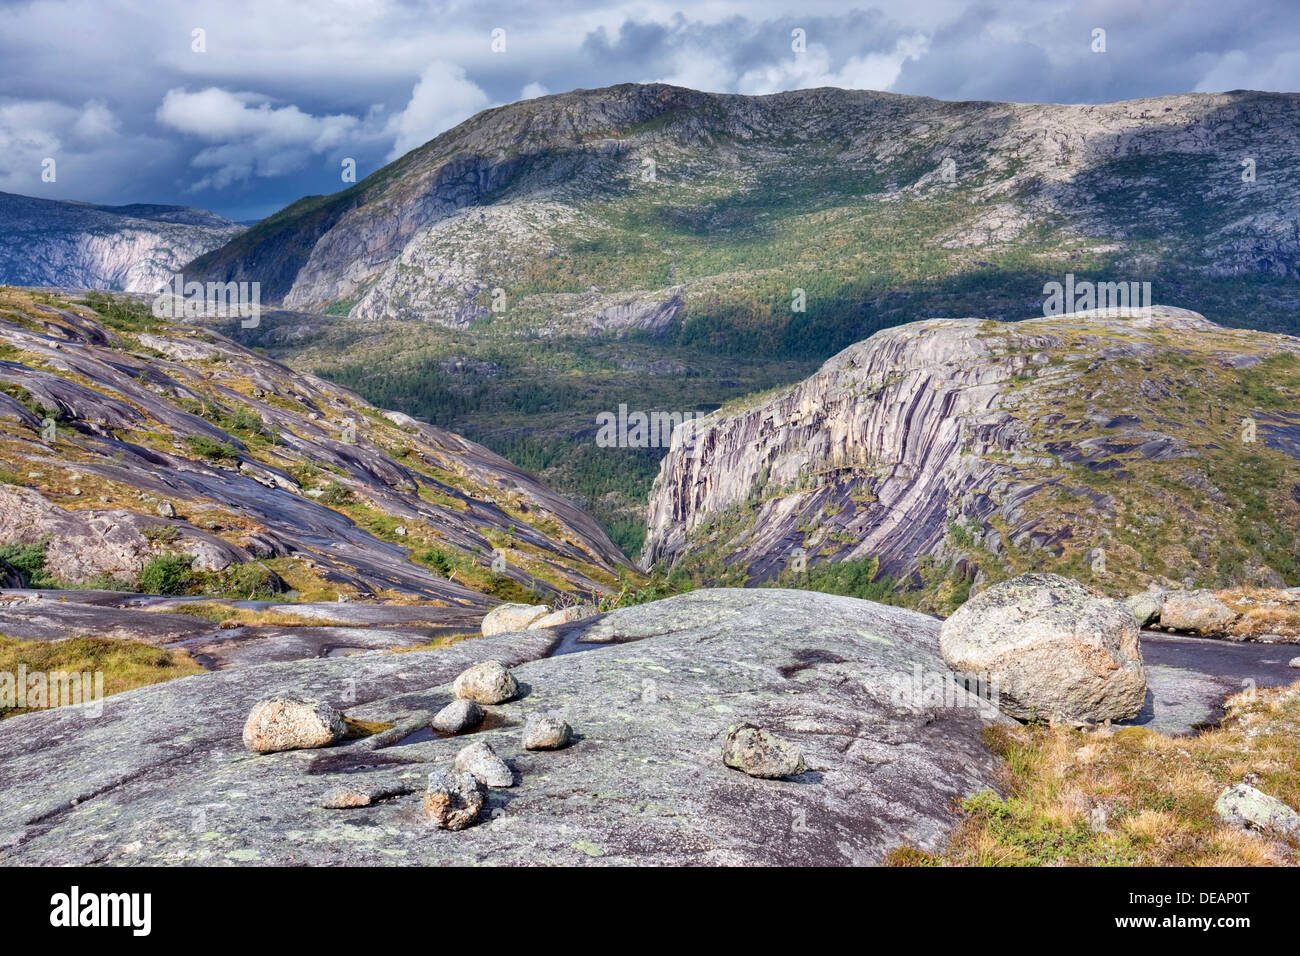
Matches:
[0,191,244,292]
[643,306,1300,606]
[0,289,629,602]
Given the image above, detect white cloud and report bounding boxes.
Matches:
[520,82,550,100]
[156,87,362,189]
[385,62,491,161]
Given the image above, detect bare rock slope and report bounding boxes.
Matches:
[0,589,1006,866]
[0,288,629,603]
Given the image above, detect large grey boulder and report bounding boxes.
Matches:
[455,741,514,788]
[1159,590,1238,635]
[480,603,551,635]
[940,573,1146,722]
[453,660,518,704]
[1124,587,1166,628]
[721,723,807,779]
[242,694,346,753]
[424,770,485,830]
[529,604,598,629]
[1213,784,1300,837]
[0,589,1008,866]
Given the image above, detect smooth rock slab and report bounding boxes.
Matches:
[453,660,518,704]
[1213,784,1300,837]
[480,603,551,636]
[455,741,514,787]
[0,590,1008,866]
[242,694,346,753]
[424,770,485,830]
[722,723,807,779]
[432,698,484,734]
[521,712,572,750]
[940,573,1146,722]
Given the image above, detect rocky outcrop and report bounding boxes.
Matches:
[939,573,1146,722]
[0,190,243,291]
[0,589,1009,865]
[0,290,629,602]
[642,306,1300,604]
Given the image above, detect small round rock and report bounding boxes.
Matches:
[522,712,572,750]
[453,660,518,704]
[242,694,346,753]
[424,769,486,830]
[432,698,485,734]
[721,723,807,779]
[455,740,514,787]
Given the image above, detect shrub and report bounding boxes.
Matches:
[0,540,56,588]
[139,554,194,595]
[142,524,180,546]
[318,481,355,506]
[186,434,239,462]
[218,562,279,599]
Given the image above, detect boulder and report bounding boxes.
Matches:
[431,698,484,734]
[521,712,572,750]
[721,723,807,779]
[529,604,598,629]
[481,603,551,635]
[242,694,346,753]
[424,770,485,830]
[1124,587,1166,628]
[939,573,1146,722]
[1159,590,1237,635]
[453,660,518,704]
[1290,657,1300,669]
[1213,784,1300,837]
[454,741,514,787]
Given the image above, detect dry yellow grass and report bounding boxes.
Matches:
[890,681,1300,866]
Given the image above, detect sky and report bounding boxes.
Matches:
[2,0,1298,221]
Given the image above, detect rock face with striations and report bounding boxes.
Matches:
[0,589,1009,865]
[939,573,1146,722]
[642,306,1300,604]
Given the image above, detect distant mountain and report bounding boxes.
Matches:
[0,191,244,292]
[178,84,1300,555]
[0,288,630,603]
[189,83,1300,339]
[643,305,1300,612]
